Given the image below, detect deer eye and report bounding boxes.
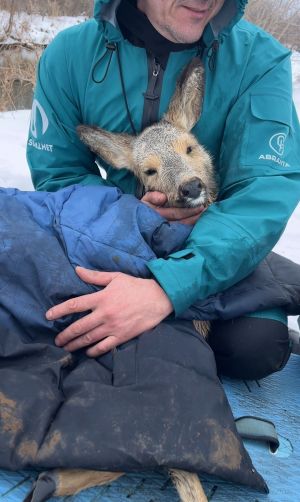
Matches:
[144,168,157,176]
[186,146,193,154]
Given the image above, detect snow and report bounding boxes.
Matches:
[0,110,33,190]
[0,16,299,332]
[0,10,86,46]
[291,51,300,112]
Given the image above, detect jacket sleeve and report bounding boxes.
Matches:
[27,32,110,191]
[148,51,300,315]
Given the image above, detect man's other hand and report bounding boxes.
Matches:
[46,267,173,357]
[142,191,204,225]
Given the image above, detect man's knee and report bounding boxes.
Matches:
[208,316,291,380]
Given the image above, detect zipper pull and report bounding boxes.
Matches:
[144,58,161,101]
[153,59,160,77]
[208,40,219,71]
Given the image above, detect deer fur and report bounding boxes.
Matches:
[26,469,207,502]
[77,58,217,209]
[26,59,216,502]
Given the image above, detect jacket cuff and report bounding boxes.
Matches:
[147,249,205,316]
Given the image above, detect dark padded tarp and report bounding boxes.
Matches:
[183,252,300,321]
[2,184,299,493]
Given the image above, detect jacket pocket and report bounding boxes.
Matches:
[242,93,293,170]
[250,93,292,126]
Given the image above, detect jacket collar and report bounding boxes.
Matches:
[94,0,247,46]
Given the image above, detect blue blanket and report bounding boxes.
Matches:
[1,184,190,276]
[1,183,298,497]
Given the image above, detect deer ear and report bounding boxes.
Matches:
[77,125,134,169]
[163,58,205,132]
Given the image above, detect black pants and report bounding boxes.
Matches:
[208,317,292,380]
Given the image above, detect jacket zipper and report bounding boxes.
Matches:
[141,55,164,129]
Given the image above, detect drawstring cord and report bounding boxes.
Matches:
[91,41,137,136]
[92,42,117,84]
[116,43,137,136]
[208,39,219,71]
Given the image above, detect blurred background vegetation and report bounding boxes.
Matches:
[0,0,299,111]
[0,0,93,16]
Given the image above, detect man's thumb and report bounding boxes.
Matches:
[142,191,167,206]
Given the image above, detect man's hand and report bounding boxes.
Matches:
[46,267,173,357]
[142,191,204,225]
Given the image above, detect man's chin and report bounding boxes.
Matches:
[166,25,205,44]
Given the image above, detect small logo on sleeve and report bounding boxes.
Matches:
[269,132,287,156]
[30,99,49,138]
[258,132,289,167]
[28,99,53,153]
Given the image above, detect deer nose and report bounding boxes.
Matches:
[179,178,202,199]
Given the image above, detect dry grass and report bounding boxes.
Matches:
[0,49,40,111]
[0,0,90,111]
[0,0,43,111]
[0,0,93,17]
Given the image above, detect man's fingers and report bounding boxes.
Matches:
[178,213,204,225]
[46,292,98,321]
[54,311,103,347]
[141,191,205,223]
[61,324,107,352]
[86,336,119,357]
[154,205,204,222]
[179,206,207,225]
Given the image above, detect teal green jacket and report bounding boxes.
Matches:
[27,0,300,315]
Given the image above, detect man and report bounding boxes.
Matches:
[27,0,300,378]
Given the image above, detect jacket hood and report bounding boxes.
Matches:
[94,0,248,46]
